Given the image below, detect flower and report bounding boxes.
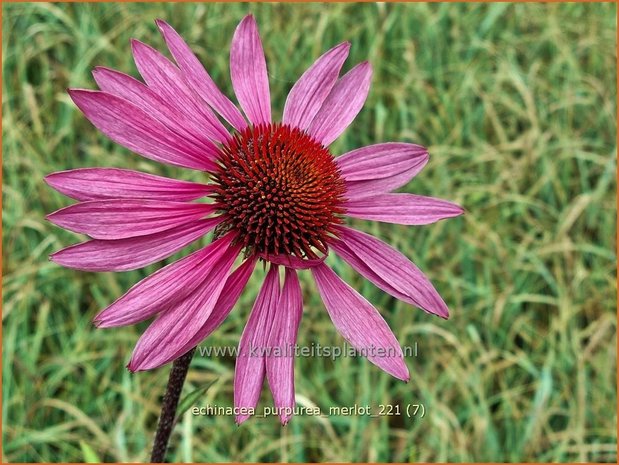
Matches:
[46,15,463,425]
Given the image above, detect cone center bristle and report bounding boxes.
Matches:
[211,123,346,259]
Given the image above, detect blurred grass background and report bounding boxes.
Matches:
[2,1,617,462]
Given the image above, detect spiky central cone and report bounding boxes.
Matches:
[212,123,346,259]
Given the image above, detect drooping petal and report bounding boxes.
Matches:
[307,62,372,146]
[230,15,271,125]
[92,67,219,154]
[131,39,230,144]
[45,168,214,202]
[234,265,280,424]
[266,268,302,424]
[47,200,216,240]
[68,89,217,171]
[329,226,450,318]
[344,193,464,225]
[336,143,429,200]
[127,241,241,371]
[50,217,222,272]
[155,19,247,131]
[167,257,258,362]
[311,263,409,381]
[259,252,326,270]
[282,42,350,130]
[92,66,164,116]
[94,232,235,328]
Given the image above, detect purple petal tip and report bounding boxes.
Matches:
[126,360,141,373]
[338,41,351,51]
[154,18,170,32]
[67,88,89,105]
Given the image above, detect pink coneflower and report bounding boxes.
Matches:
[46,15,463,425]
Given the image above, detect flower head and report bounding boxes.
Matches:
[46,15,463,425]
[211,123,346,259]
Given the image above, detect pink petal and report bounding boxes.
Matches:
[47,200,216,240]
[50,217,222,272]
[345,193,464,225]
[311,263,409,381]
[166,257,258,362]
[307,62,372,146]
[45,168,214,202]
[69,89,217,171]
[94,233,235,328]
[234,265,280,424]
[127,241,241,371]
[155,19,247,131]
[230,15,271,125]
[259,252,326,270]
[130,39,230,144]
[282,42,350,130]
[265,268,302,424]
[329,226,450,318]
[336,143,429,200]
[92,67,219,155]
